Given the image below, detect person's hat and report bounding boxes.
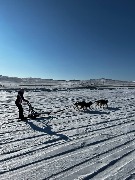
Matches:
[20,89,24,93]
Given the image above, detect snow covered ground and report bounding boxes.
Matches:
[0,88,135,180]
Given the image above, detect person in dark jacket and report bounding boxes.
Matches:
[15,89,29,120]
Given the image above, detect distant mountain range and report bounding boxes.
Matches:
[0,75,135,88]
[0,75,54,83]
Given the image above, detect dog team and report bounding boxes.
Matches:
[74,99,108,110]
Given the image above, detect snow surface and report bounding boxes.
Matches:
[0,88,135,180]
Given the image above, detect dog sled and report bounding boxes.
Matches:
[27,102,51,119]
[22,102,66,120]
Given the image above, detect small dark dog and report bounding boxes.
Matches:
[74,101,93,110]
[95,99,108,108]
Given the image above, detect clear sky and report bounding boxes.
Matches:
[0,0,135,81]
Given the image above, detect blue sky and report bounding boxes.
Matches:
[0,0,135,80]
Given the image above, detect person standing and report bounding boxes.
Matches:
[15,89,29,120]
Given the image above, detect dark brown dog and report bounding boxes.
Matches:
[95,99,108,108]
[74,101,93,110]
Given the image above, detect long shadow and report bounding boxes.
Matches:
[81,106,120,114]
[27,121,69,141]
[107,107,120,111]
[82,109,110,115]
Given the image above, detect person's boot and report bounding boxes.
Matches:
[20,115,27,121]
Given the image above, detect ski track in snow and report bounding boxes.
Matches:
[0,89,135,180]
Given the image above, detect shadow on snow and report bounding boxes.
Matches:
[107,107,120,111]
[82,109,110,115]
[27,120,69,141]
[82,106,120,114]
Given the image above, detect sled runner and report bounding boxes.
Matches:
[27,102,66,118]
[27,102,51,119]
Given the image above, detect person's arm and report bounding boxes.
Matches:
[21,94,29,103]
[23,98,29,103]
